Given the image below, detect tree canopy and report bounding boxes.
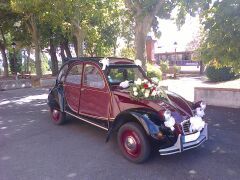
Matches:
[200,0,240,71]
[124,0,211,68]
[0,0,217,78]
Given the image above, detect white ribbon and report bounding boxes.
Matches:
[196,107,205,117]
[119,80,130,88]
[99,57,109,70]
[164,117,175,131]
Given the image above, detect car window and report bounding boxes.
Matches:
[107,66,145,84]
[65,64,83,84]
[83,64,105,89]
[57,64,68,83]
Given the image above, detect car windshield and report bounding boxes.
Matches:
[106,65,146,84]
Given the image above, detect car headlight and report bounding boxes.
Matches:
[163,110,175,131]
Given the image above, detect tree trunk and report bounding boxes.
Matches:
[72,20,85,57]
[73,36,78,57]
[49,38,58,76]
[125,0,164,70]
[0,41,8,77]
[0,28,8,77]
[63,38,72,58]
[29,14,42,78]
[34,38,42,78]
[200,60,204,75]
[26,48,31,73]
[75,35,84,57]
[60,43,66,63]
[134,20,150,70]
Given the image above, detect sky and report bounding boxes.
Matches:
[154,15,201,53]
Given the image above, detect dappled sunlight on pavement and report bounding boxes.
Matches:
[0,88,49,139]
[0,94,48,106]
[0,88,240,180]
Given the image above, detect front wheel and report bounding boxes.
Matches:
[50,108,66,125]
[117,122,151,163]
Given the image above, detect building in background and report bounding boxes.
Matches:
[146,36,199,67]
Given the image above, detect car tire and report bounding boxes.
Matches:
[117,122,151,163]
[50,108,66,125]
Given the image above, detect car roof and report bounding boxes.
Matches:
[63,57,135,66]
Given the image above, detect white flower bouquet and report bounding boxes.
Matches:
[130,78,166,101]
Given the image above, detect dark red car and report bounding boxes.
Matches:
[48,57,208,163]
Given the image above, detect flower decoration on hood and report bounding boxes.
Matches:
[130,78,166,101]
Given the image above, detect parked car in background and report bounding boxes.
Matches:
[48,57,208,163]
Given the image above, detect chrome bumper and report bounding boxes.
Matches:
[159,124,208,155]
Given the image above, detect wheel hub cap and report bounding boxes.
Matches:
[124,136,137,151]
[52,109,60,121]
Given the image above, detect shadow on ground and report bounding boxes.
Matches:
[0,88,240,180]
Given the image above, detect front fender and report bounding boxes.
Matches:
[130,111,160,135]
[106,109,163,142]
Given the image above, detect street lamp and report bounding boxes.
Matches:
[11,42,17,76]
[173,41,177,65]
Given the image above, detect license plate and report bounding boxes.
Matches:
[184,132,200,143]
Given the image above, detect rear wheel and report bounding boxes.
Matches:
[117,122,151,163]
[50,108,66,125]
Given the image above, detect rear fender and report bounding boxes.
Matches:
[48,85,65,112]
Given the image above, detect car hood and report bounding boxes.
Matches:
[113,89,194,123]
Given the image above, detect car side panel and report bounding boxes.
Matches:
[64,83,81,113]
[79,88,110,119]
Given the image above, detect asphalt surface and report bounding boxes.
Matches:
[0,88,240,180]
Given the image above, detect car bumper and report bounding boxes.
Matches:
[159,123,208,155]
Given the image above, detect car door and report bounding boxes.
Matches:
[79,62,110,120]
[64,63,83,113]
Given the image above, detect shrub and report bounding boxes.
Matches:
[146,63,162,80]
[173,65,181,74]
[205,65,235,82]
[159,60,169,73]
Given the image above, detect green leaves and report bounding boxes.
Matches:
[200,0,240,71]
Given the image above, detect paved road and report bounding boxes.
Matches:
[0,88,240,180]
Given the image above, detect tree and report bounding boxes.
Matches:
[0,0,22,77]
[11,0,65,77]
[124,0,211,69]
[200,0,240,71]
[11,0,44,77]
[60,0,124,57]
[84,1,124,57]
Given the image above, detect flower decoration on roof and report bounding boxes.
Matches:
[99,57,109,70]
[130,78,166,101]
[134,59,142,67]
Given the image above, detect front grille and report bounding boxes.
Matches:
[181,120,191,134]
